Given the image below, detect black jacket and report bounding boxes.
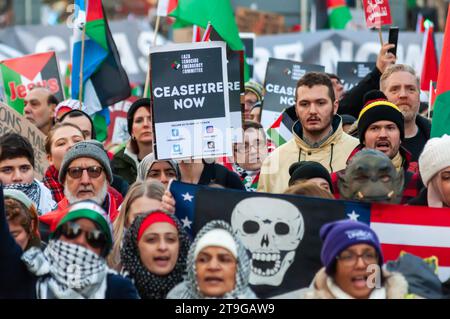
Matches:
[111,147,138,185]
[338,67,382,117]
[198,163,246,190]
[407,187,428,206]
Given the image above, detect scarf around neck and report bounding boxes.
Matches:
[21,240,109,299]
[5,181,41,213]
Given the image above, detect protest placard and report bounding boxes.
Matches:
[337,61,376,91]
[150,41,232,160]
[227,50,244,143]
[0,52,64,115]
[0,102,48,179]
[363,0,392,28]
[261,58,324,130]
[240,32,255,79]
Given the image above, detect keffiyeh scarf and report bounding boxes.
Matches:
[21,240,109,299]
[5,181,41,212]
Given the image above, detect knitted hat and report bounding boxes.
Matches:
[59,140,113,183]
[53,200,113,256]
[245,81,264,101]
[320,220,383,275]
[127,98,151,135]
[419,134,450,186]
[288,161,333,191]
[3,189,35,210]
[357,90,404,144]
[194,228,238,259]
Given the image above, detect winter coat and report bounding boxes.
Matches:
[258,115,359,194]
[112,145,139,185]
[302,267,409,299]
[166,220,256,299]
[330,144,422,203]
[0,188,138,299]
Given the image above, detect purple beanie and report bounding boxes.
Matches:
[320,220,383,275]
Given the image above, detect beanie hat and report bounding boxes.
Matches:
[137,211,177,242]
[357,90,404,144]
[245,81,264,101]
[55,99,87,120]
[419,134,450,186]
[288,161,333,191]
[59,140,113,183]
[53,200,113,256]
[127,98,151,135]
[194,228,238,259]
[320,220,383,275]
[3,189,35,210]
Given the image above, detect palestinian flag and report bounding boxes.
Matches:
[0,52,64,114]
[431,6,450,137]
[158,0,249,80]
[327,0,352,29]
[71,0,130,115]
[420,22,438,92]
[266,108,294,148]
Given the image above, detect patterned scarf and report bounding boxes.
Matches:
[121,212,191,299]
[21,240,109,299]
[233,164,260,192]
[5,181,42,213]
[43,165,65,203]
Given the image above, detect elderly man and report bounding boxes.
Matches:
[23,87,59,135]
[40,141,119,236]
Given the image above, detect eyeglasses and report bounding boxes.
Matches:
[60,221,107,249]
[336,251,378,266]
[67,166,103,179]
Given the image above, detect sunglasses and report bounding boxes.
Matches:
[67,166,103,179]
[60,221,107,249]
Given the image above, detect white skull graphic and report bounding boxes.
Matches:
[231,197,304,286]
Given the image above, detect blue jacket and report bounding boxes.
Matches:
[0,187,139,299]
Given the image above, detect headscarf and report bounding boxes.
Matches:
[120,210,191,299]
[136,152,180,182]
[166,220,257,299]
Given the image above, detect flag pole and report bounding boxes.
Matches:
[78,16,87,108]
[378,27,383,46]
[143,13,161,98]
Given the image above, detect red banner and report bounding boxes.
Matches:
[362,0,392,28]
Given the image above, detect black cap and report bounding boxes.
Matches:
[288,161,333,191]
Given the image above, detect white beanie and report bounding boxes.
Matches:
[419,134,450,186]
[194,228,238,259]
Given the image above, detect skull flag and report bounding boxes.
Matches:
[188,184,348,298]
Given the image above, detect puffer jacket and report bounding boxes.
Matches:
[258,115,359,193]
[302,267,410,299]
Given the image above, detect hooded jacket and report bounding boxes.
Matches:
[166,220,256,299]
[302,267,410,299]
[258,115,359,194]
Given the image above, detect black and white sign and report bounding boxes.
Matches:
[240,32,255,79]
[337,61,376,92]
[227,50,244,143]
[262,58,324,130]
[150,42,232,160]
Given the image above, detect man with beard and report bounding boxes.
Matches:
[331,90,421,203]
[39,141,119,238]
[258,72,359,193]
[380,64,430,166]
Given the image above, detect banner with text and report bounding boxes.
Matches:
[150,42,232,160]
[337,61,376,92]
[363,0,392,28]
[227,50,244,143]
[0,51,63,114]
[262,58,324,130]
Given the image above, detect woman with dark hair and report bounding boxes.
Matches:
[112,98,153,185]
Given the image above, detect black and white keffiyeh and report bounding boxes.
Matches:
[21,240,110,299]
[121,212,191,299]
[5,181,41,209]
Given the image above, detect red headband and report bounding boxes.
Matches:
[137,212,177,242]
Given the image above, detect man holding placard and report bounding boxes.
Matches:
[258,72,359,194]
